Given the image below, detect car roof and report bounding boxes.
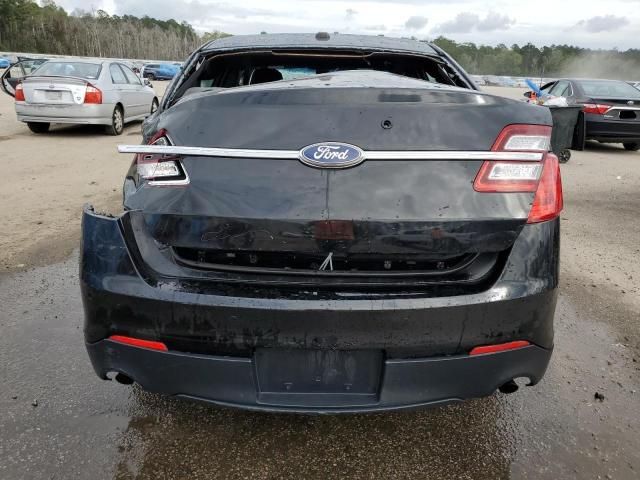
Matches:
[558,78,630,84]
[202,33,439,56]
[43,58,106,64]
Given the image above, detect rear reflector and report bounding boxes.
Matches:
[582,103,611,115]
[527,153,563,223]
[15,82,25,101]
[469,340,530,355]
[84,84,102,104]
[109,335,168,351]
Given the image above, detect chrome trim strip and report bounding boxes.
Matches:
[363,151,543,161]
[118,144,299,159]
[605,106,640,112]
[118,145,544,161]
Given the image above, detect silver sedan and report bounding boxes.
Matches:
[1,58,158,135]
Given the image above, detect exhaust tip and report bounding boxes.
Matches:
[499,380,519,394]
[114,373,134,385]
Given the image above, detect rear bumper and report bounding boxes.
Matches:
[16,102,114,125]
[585,114,640,142]
[81,207,559,412]
[87,339,551,413]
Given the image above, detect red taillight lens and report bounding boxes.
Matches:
[109,335,168,351]
[474,124,562,223]
[582,103,610,115]
[527,153,563,223]
[84,84,102,104]
[15,82,25,101]
[469,340,530,355]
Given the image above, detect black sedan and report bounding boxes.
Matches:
[81,33,562,413]
[537,78,640,151]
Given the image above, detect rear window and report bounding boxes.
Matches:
[579,80,640,98]
[32,62,101,79]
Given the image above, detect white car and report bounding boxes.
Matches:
[1,58,158,135]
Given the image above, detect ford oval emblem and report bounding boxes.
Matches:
[299,142,365,169]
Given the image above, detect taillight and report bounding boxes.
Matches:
[84,84,102,104]
[135,129,185,184]
[582,103,610,115]
[15,82,25,101]
[527,153,563,223]
[491,124,551,152]
[473,161,542,193]
[473,124,562,223]
[474,124,551,193]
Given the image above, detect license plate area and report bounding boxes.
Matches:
[254,349,383,408]
[44,90,63,100]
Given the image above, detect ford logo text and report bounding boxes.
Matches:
[299,142,365,169]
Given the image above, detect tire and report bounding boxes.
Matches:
[150,97,159,114]
[105,105,124,136]
[559,149,571,163]
[27,122,50,134]
[623,142,640,151]
[145,73,156,81]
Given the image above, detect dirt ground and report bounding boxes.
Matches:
[1,84,640,479]
[0,81,169,271]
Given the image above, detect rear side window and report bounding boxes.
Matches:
[579,80,640,98]
[549,80,570,97]
[110,64,127,84]
[34,62,101,79]
[121,65,141,85]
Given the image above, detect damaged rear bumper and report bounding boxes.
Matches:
[81,205,558,412]
[87,338,551,413]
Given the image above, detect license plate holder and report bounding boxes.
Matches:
[45,90,62,100]
[254,349,383,408]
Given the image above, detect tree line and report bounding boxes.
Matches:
[0,0,230,60]
[1,0,639,79]
[432,36,640,79]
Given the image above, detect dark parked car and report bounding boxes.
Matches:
[81,33,562,413]
[532,78,640,151]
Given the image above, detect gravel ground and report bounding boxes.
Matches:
[0,85,639,479]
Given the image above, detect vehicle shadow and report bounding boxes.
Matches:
[22,121,143,138]
[582,140,630,153]
[111,388,516,479]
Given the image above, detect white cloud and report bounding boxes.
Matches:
[405,16,429,30]
[576,15,630,32]
[50,0,640,50]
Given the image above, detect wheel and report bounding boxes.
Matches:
[150,97,159,114]
[27,122,50,134]
[145,73,156,81]
[559,149,571,163]
[623,142,640,151]
[105,105,124,136]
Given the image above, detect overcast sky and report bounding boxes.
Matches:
[53,0,639,49]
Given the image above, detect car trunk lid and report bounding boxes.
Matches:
[123,71,552,282]
[21,76,88,105]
